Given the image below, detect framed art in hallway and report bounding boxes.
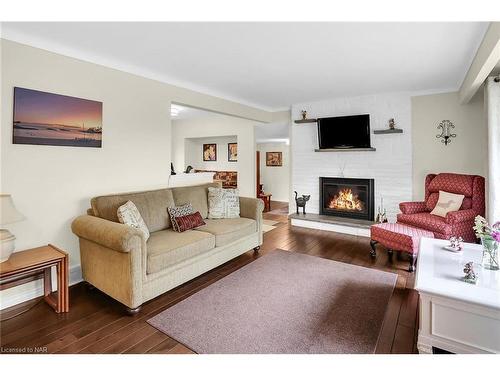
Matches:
[203,143,217,161]
[266,151,282,166]
[13,87,103,148]
[228,142,237,162]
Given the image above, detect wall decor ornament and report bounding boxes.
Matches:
[301,110,307,120]
[266,151,282,167]
[203,143,217,161]
[13,87,103,148]
[436,120,456,145]
[228,142,237,162]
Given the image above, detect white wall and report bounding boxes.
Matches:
[412,91,486,200]
[0,40,269,308]
[485,77,500,222]
[171,114,258,197]
[184,136,238,172]
[291,92,413,221]
[256,142,290,202]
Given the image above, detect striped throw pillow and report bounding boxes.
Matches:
[174,212,206,232]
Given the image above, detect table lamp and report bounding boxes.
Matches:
[1,194,25,263]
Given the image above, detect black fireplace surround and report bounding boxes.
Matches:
[319,177,374,221]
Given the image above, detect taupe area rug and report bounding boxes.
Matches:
[148,249,397,354]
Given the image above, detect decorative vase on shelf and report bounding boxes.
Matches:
[481,237,499,271]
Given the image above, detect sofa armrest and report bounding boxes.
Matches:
[399,201,427,214]
[239,197,264,221]
[71,215,143,253]
[446,209,477,224]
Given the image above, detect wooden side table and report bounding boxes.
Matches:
[258,193,272,212]
[0,244,69,313]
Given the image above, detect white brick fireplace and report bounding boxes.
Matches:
[290,92,413,229]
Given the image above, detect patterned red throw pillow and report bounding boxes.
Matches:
[174,211,206,232]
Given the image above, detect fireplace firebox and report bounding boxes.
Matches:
[319,177,374,221]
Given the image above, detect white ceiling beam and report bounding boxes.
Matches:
[459,22,500,104]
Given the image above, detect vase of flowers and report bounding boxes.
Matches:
[473,216,500,271]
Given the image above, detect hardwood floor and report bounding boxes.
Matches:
[0,203,418,354]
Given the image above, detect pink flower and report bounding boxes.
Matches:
[492,231,500,243]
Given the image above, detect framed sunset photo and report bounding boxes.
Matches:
[203,143,217,161]
[13,87,103,148]
[228,142,237,162]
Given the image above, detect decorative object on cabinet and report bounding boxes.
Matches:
[436,120,456,145]
[228,142,238,162]
[0,194,25,263]
[13,87,102,148]
[473,215,500,271]
[203,143,217,161]
[266,151,282,167]
[462,262,478,284]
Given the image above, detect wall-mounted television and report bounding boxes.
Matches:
[317,114,371,149]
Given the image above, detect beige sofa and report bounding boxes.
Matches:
[71,182,264,314]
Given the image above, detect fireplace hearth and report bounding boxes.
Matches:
[320,177,374,221]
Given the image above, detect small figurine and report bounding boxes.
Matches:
[463,262,477,284]
[294,191,310,215]
[388,118,396,130]
[301,110,307,120]
[449,236,464,251]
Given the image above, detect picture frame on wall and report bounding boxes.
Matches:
[13,87,103,148]
[203,143,217,161]
[266,151,283,167]
[228,142,237,162]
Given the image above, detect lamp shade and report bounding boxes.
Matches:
[0,194,25,225]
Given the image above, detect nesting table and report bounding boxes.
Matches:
[415,237,500,353]
[0,244,69,313]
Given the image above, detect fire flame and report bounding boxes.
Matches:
[328,188,364,211]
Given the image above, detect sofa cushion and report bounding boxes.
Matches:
[146,229,215,274]
[194,218,257,247]
[91,188,175,232]
[397,212,452,236]
[430,191,464,218]
[175,212,206,232]
[171,182,220,219]
[208,187,240,219]
[426,193,472,211]
[117,200,150,240]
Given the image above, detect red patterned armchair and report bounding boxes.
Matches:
[397,173,485,243]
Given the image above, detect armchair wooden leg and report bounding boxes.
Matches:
[387,249,394,262]
[369,240,377,258]
[409,254,417,273]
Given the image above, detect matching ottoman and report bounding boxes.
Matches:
[370,223,434,272]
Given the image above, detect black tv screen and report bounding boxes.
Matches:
[317,114,371,149]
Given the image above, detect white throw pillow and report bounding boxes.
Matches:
[223,189,240,219]
[117,200,150,240]
[430,190,464,218]
[208,187,240,219]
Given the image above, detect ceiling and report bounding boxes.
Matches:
[172,104,290,142]
[2,22,489,111]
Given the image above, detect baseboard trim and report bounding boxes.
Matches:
[291,218,370,237]
[0,264,82,310]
